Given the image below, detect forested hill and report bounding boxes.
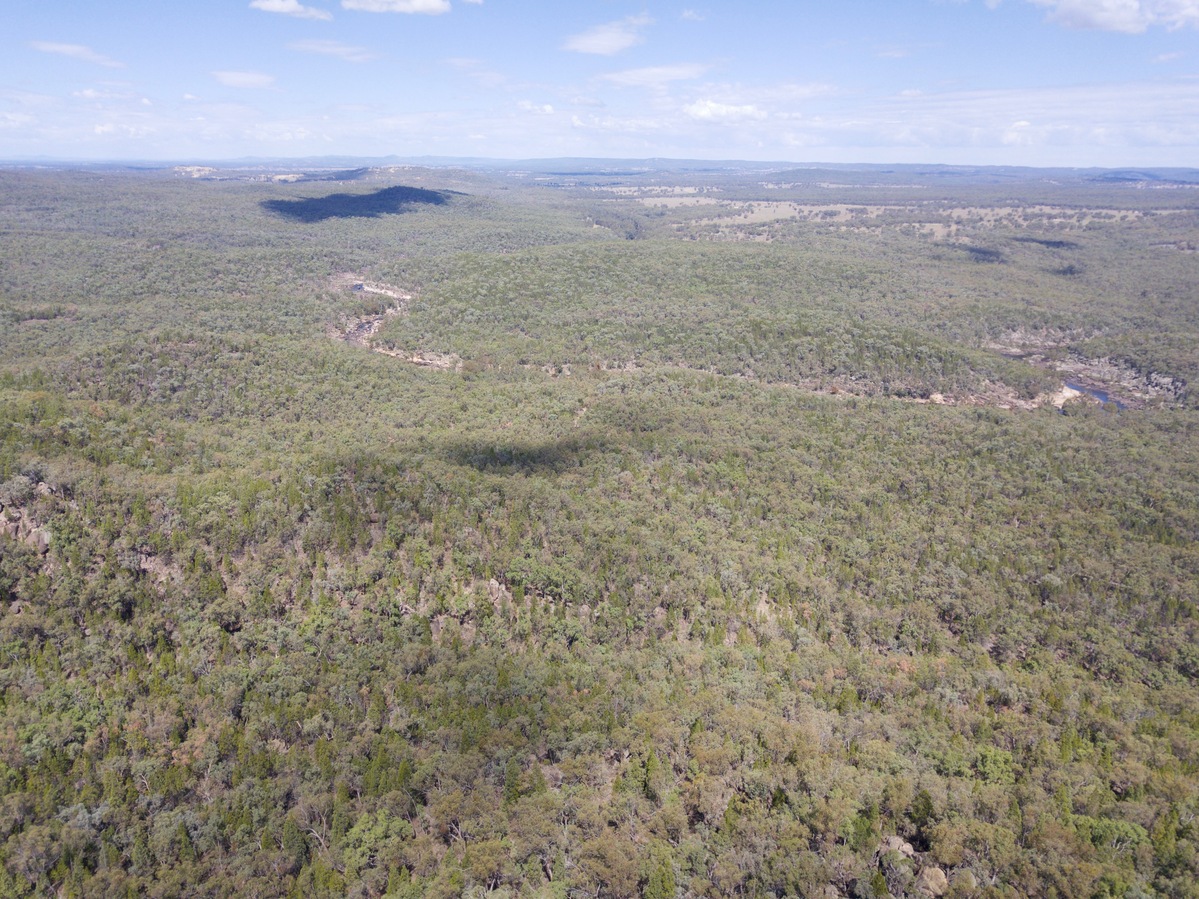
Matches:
[0,163,1196,898]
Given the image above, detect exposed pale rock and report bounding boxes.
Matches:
[487,578,511,604]
[25,527,51,555]
[880,836,916,858]
[914,866,949,897]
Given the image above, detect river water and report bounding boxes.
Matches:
[1066,382,1125,410]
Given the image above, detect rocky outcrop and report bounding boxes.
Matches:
[0,476,54,555]
[1052,354,1185,402]
[987,330,1186,407]
[914,866,949,897]
[879,836,916,859]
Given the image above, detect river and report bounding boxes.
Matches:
[1066,382,1125,410]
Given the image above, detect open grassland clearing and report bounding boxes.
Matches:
[636,195,1154,236]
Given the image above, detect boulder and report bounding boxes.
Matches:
[487,578,511,604]
[880,836,916,858]
[25,527,51,555]
[914,866,949,897]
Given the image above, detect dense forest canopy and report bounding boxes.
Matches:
[0,161,1196,898]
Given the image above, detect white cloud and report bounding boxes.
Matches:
[518,101,555,115]
[92,120,155,139]
[865,79,1199,155]
[601,63,708,89]
[559,77,1199,164]
[683,100,766,121]
[73,88,127,100]
[564,15,653,55]
[212,71,277,89]
[342,0,451,13]
[1026,0,1199,32]
[1154,50,1184,60]
[1002,119,1034,144]
[568,113,675,135]
[250,0,332,19]
[750,82,833,103]
[681,9,705,21]
[30,42,123,68]
[0,113,35,130]
[290,40,374,62]
[248,123,316,141]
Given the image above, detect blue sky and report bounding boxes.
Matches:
[3,0,1198,165]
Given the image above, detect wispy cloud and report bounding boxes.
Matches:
[1025,0,1199,32]
[72,88,132,101]
[569,113,676,136]
[564,14,653,55]
[675,82,828,123]
[683,99,766,121]
[560,77,1199,163]
[92,122,155,139]
[601,63,708,89]
[30,42,123,68]
[212,71,277,89]
[864,79,1199,154]
[290,40,374,62]
[6,72,1196,165]
[250,0,332,20]
[751,82,834,103]
[445,57,508,88]
[342,0,451,13]
[681,9,705,21]
[0,112,35,130]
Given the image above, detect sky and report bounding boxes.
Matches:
[3,0,1199,166]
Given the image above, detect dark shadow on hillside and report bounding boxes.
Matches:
[1014,236,1079,250]
[961,245,1005,263]
[261,185,453,222]
[442,435,606,474]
